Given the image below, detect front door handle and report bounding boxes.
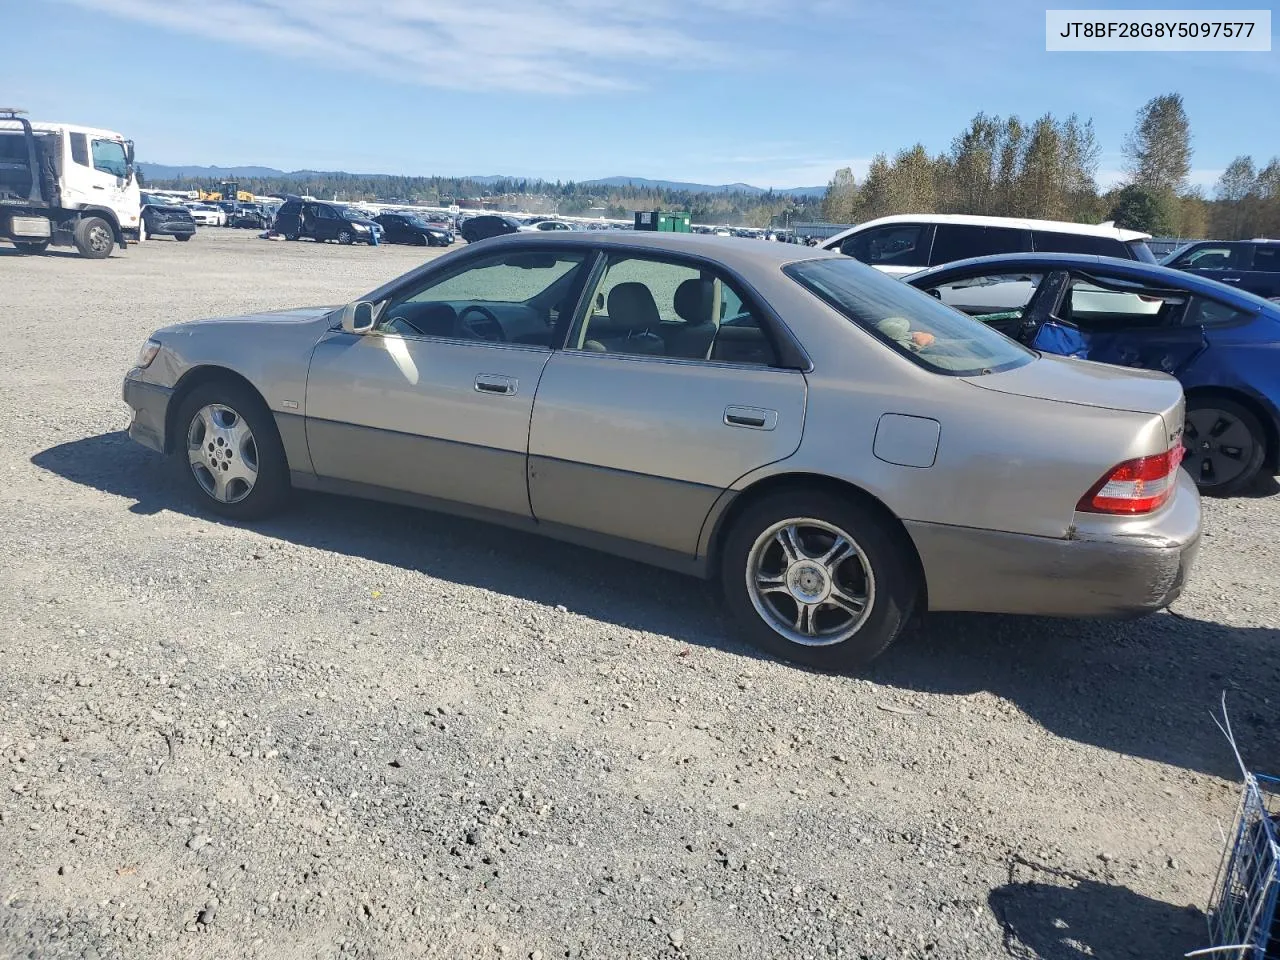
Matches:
[1221,277,1242,283]
[724,405,778,430]
[91,185,105,190]
[474,374,517,395]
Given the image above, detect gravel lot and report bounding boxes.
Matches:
[1,229,1278,960]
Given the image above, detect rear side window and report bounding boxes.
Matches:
[922,272,1045,321]
[1127,240,1157,263]
[840,224,930,267]
[1251,246,1280,273]
[1031,231,1127,258]
[69,133,89,167]
[930,225,1030,265]
[786,258,1034,376]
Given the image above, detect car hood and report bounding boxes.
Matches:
[964,353,1184,422]
[158,306,337,335]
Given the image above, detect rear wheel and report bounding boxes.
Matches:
[74,216,114,259]
[719,491,919,672]
[173,381,290,520]
[14,240,50,254]
[1183,398,1267,496]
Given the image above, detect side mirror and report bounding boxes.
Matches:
[340,301,376,334]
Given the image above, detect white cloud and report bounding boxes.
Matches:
[55,0,832,93]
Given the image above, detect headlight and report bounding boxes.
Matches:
[352,223,370,232]
[136,339,161,368]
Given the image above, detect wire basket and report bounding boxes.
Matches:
[1205,773,1280,959]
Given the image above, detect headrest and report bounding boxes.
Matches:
[606,282,662,333]
[674,278,715,325]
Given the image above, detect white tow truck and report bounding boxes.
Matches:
[0,108,140,258]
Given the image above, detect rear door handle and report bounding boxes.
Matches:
[724,405,778,430]
[474,374,517,395]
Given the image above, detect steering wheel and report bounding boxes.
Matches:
[456,304,506,342]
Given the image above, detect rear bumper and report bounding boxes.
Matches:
[908,471,1201,617]
[122,375,173,453]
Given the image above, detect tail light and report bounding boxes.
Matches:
[1077,445,1185,515]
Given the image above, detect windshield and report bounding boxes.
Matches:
[339,207,367,221]
[785,258,1035,376]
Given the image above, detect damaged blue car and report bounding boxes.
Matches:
[907,253,1280,495]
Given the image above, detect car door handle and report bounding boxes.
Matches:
[474,374,517,395]
[724,405,778,430]
[1221,277,1242,282]
[91,185,105,190]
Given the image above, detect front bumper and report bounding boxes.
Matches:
[908,470,1201,617]
[154,221,196,236]
[122,375,174,453]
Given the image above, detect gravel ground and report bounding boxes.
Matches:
[1,229,1278,960]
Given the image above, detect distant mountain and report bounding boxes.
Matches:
[139,163,826,196]
[582,176,825,197]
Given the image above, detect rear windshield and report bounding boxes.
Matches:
[785,258,1035,376]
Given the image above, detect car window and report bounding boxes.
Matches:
[1127,240,1158,263]
[571,254,779,366]
[1057,275,1184,331]
[930,225,1030,265]
[923,272,1045,322]
[313,206,337,220]
[1251,246,1280,273]
[378,250,591,342]
[69,133,89,167]
[786,258,1033,376]
[91,139,127,178]
[1032,231,1127,258]
[1182,297,1255,327]
[1173,245,1233,269]
[840,224,929,267]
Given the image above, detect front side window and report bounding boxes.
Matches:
[930,225,1030,265]
[922,272,1046,323]
[378,250,590,344]
[1057,274,1183,331]
[839,224,929,267]
[91,138,127,178]
[1172,244,1234,270]
[571,254,779,366]
[786,258,1033,376]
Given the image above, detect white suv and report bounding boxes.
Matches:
[822,214,1155,277]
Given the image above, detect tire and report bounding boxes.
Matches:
[174,234,191,242]
[13,240,50,254]
[284,231,299,241]
[337,230,354,245]
[173,380,290,520]
[719,490,919,671]
[1183,397,1267,496]
[74,216,115,259]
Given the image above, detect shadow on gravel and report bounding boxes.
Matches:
[34,431,1280,779]
[989,857,1206,959]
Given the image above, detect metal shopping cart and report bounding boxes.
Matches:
[1203,773,1280,959]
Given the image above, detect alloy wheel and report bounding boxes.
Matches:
[745,518,875,647]
[186,403,259,504]
[1183,407,1255,489]
[87,224,112,254]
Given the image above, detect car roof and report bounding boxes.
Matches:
[906,252,1280,310]
[476,230,843,270]
[824,213,1151,247]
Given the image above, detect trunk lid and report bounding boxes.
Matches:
[963,353,1185,441]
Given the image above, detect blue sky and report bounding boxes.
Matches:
[7,0,1277,189]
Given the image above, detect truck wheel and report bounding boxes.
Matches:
[74,217,115,259]
[14,240,51,254]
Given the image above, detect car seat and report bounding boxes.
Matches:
[584,282,665,355]
[664,278,718,359]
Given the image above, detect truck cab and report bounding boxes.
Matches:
[0,109,140,258]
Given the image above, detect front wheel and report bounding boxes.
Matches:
[174,234,192,242]
[719,491,919,671]
[173,381,290,520]
[337,230,354,245]
[1183,398,1267,496]
[74,216,115,259]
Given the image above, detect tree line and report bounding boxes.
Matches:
[821,94,1278,240]
[147,171,823,228]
